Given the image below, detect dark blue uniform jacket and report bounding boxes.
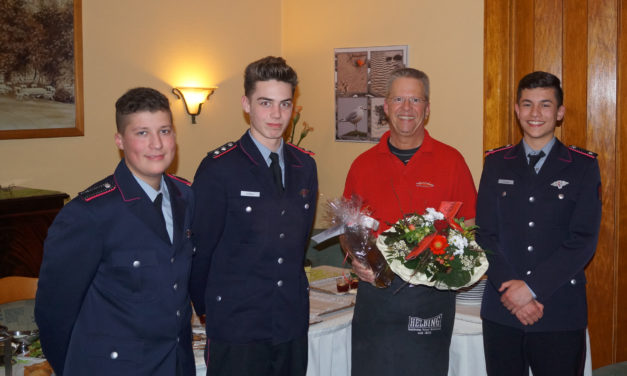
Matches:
[35,160,196,375]
[190,132,318,345]
[476,140,601,332]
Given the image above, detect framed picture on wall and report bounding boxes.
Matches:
[334,45,407,143]
[0,0,84,140]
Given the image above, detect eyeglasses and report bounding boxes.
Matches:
[388,96,428,105]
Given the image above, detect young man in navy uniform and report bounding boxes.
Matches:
[476,71,602,375]
[190,56,318,376]
[35,88,196,376]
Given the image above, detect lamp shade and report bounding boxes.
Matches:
[172,86,217,123]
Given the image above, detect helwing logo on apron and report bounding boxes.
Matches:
[407,313,442,335]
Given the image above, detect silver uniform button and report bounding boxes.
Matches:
[281,209,286,216]
[528,221,535,227]
[220,147,226,151]
[132,260,141,268]
[528,196,535,203]
[170,257,175,264]
[214,150,220,155]
[192,246,197,254]
[304,203,310,209]
[570,279,577,285]
[279,233,285,239]
[104,182,112,189]
[110,351,118,359]
[277,257,284,264]
[526,270,532,276]
[245,206,252,213]
[177,337,180,343]
[558,194,565,200]
[527,245,534,252]
[173,283,178,290]
[216,295,222,302]
[277,280,283,287]
[176,310,181,317]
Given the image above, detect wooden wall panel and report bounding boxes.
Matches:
[534,0,563,76]
[586,0,618,367]
[616,0,627,362]
[562,0,588,147]
[483,0,512,150]
[511,0,535,142]
[534,0,563,140]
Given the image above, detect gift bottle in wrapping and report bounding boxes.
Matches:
[341,227,394,288]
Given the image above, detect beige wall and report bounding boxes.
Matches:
[0,0,282,194]
[0,0,484,229]
[282,0,484,226]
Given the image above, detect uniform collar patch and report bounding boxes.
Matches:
[551,180,569,189]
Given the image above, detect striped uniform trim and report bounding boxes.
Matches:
[79,178,117,202]
[168,174,191,186]
[568,145,597,159]
[287,143,315,156]
[484,144,514,157]
[210,142,237,159]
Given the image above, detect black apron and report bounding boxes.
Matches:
[351,277,455,376]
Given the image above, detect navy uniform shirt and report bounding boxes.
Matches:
[476,139,602,331]
[35,160,196,376]
[190,131,318,344]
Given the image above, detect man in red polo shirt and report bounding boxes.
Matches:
[344,68,476,375]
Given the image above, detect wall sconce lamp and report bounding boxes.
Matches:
[172,86,217,124]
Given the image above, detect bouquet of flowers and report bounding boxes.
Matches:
[311,196,394,288]
[376,201,488,290]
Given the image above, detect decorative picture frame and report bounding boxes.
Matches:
[0,0,84,140]
[334,45,408,143]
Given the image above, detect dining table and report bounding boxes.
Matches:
[0,266,593,376]
[193,265,593,376]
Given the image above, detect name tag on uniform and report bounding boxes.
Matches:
[498,179,514,185]
[241,191,260,197]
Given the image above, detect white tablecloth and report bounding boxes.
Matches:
[193,267,593,376]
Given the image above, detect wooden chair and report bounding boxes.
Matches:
[0,276,38,305]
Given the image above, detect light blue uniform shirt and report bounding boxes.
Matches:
[248,130,285,185]
[523,137,556,174]
[133,174,174,243]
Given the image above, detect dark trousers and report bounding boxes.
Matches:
[205,335,307,376]
[482,319,586,376]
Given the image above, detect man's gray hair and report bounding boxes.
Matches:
[387,68,430,101]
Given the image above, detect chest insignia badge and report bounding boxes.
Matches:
[551,180,569,189]
[241,191,260,197]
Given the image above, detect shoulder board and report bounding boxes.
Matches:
[568,145,598,158]
[484,144,513,156]
[78,176,116,202]
[209,141,237,159]
[167,174,191,186]
[287,143,315,156]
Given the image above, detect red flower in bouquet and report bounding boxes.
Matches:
[430,235,448,255]
[378,201,489,289]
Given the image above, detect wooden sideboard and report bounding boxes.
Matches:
[0,187,69,278]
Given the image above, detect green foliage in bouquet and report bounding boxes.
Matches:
[381,211,486,289]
